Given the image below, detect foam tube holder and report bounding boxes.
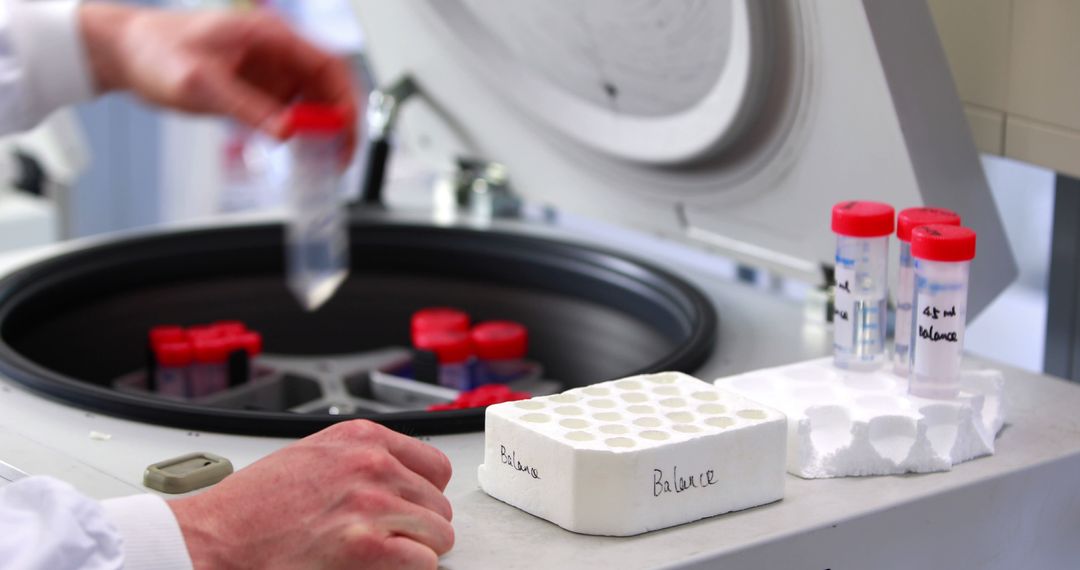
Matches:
[714,357,1005,479]
[477,372,787,536]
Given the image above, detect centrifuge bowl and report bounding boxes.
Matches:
[0,221,716,436]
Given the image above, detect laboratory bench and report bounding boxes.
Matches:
[0,216,1076,568]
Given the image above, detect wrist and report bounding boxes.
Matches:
[78,3,138,92]
[168,495,231,570]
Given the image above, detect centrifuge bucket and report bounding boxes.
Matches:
[0,221,716,436]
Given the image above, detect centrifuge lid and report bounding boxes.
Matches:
[351,0,1016,316]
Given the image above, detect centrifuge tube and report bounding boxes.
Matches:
[894,207,961,376]
[282,104,350,311]
[471,321,529,384]
[831,201,894,371]
[908,225,976,399]
[411,307,470,345]
[154,341,192,398]
[414,331,473,390]
[191,337,229,397]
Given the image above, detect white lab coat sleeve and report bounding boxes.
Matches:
[0,476,194,570]
[101,491,195,570]
[0,476,122,569]
[0,0,94,135]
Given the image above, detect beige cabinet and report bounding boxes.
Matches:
[929,0,1080,177]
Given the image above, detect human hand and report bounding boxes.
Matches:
[79,4,358,155]
[168,420,454,570]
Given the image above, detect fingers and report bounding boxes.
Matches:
[328,421,454,492]
[247,15,358,115]
[378,536,440,570]
[375,496,456,556]
[182,65,285,136]
[250,16,355,105]
[387,455,454,522]
[383,432,454,492]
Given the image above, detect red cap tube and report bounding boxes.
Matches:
[411,308,470,343]
[213,321,247,336]
[149,326,186,348]
[897,207,961,243]
[281,104,349,136]
[155,341,193,367]
[831,201,895,238]
[193,337,231,364]
[910,225,977,262]
[235,332,263,356]
[471,321,528,360]
[414,331,472,364]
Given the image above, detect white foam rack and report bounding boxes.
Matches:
[715,357,1006,479]
[477,372,786,536]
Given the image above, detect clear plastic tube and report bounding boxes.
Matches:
[285,112,349,312]
[189,362,227,397]
[893,207,962,375]
[893,241,916,375]
[476,358,528,385]
[155,365,189,398]
[834,235,888,370]
[909,259,970,399]
[439,362,472,391]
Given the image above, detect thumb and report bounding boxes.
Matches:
[191,67,287,138]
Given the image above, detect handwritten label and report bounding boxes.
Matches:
[500,445,540,479]
[918,324,958,342]
[921,305,957,320]
[833,265,855,352]
[652,466,718,497]
[913,277,965,379]
[918,304,959,343]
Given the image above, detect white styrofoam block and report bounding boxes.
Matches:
[477,372,787,536]
[714,358,1006,479]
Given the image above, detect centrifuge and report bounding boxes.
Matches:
[1,1,1078,568]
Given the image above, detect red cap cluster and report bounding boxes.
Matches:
[410,308,529,363]
[910,225,977,262]
[427,384,531,411]
[897,207,961,242]
[831,201,895,238]
[150,321,263,366]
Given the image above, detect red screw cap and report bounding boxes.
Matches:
[187,325,221,341]
[414,331,472,364]
[471,321,528,360]
[149,326,186,348]
[897,207,961,242]
[411,308,470,343]
[831,201,895,238]
[155,341,193,367]
[281,104,348,136]
[193,337,231,364]
[235,332,263,356]
[213,321,247,336]
[910,225,977,262]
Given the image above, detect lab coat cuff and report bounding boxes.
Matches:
[102,493,195,570]
[9,0,95,113]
